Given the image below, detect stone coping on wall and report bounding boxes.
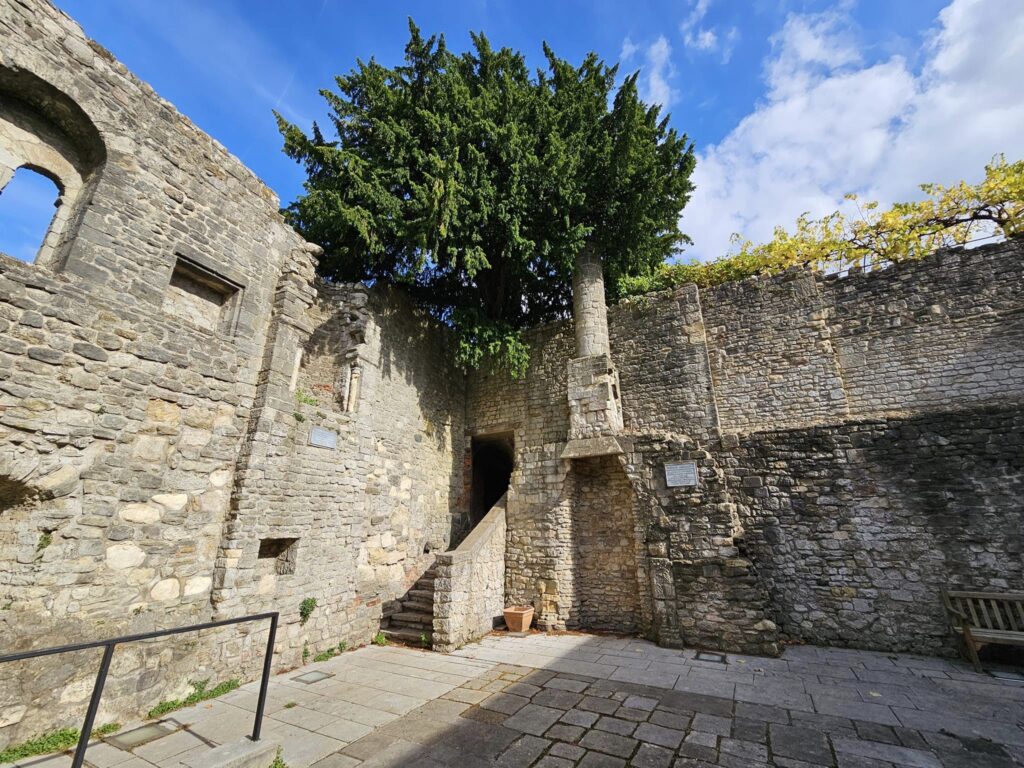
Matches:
[435,494,507,565]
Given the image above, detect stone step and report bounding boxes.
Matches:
[400,599,433,614]
[180,737,279,768]
[382,626,433,646]
[388,611,433,627]
[407,588,434,602]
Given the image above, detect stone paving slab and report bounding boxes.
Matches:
[6,634,1022,767]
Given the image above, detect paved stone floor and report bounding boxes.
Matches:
[6,633,1023,768]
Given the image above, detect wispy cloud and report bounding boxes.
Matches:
[620,36,639,62]
[679,0,738,64]
[644,36,675,108]
[620,35,676,110]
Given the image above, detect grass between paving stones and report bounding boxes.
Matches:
[146,678,240,719]
[0,722,120,763]
[270,747,290,767]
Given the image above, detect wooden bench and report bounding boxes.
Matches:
[941,589,1024,671]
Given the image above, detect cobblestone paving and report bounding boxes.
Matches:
[8,634,1022,767]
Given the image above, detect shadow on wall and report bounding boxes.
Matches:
[734,404,1024,655]
[300,283,468,551]
[569,455,642,634]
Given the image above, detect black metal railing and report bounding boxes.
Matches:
[0,611,279,768]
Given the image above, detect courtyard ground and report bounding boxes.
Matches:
[5,632,1022,768]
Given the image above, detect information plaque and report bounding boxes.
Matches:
[309,426,337,450]
[665,461,698,488]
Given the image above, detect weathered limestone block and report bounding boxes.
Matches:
[105,543,146,570]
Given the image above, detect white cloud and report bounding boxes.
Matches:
[620,36,639,62]
[643,36,675,109]
[621,35,676,109]
[689,29,718,52]
[680,0,737,63]
[681,0,712,34]
[682,0,1024,260]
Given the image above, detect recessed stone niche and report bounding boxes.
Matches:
[162,254,242,334]
[257,537,298,576]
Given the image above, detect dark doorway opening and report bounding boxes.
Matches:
[470,433,514,528]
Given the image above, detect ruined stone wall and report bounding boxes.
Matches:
[471,238,1024,656]
[433,499,506,653]
[0,0,313,744]
[214,282,465,667]
[821,242,1024,418]
[571,456,640,633]
[0,0,466,746]
[730,405,1024,655]
[466,322,571,618]
[702,270,848,432]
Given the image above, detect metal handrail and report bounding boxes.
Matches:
[0,611,279,768]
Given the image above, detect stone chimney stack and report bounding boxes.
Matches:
[572,246,611,358]
[562,247,624,458]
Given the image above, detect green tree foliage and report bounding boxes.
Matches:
[278,21,696,376]
[619,155,1024,296]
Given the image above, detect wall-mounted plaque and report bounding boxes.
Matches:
[309,426,337,449]
[665,461,698,488]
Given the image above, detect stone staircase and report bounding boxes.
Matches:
[381,564,436,646]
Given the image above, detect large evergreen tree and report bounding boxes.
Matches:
[277,21,696,375]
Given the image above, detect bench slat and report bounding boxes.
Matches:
[971,629,1024,646]
[949,593,1024,601]
[966,598,981,628]
[972,598,988,628]
[1004,601,1018,632]
[990,599,1005,631]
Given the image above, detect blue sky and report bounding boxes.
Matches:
[2,0,1022,262]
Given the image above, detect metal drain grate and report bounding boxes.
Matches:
[292,670,334,684]
[104,722,175,750]
[694,651,727,664]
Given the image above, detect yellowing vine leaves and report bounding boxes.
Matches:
[619,155,1024,296]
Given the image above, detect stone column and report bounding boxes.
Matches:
[572,245,610,357]
[563,245,623,451]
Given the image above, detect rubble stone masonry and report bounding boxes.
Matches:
[1,0,1023,749]
[468,240,1024,658]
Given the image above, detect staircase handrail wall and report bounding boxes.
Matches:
[432,494,507,652]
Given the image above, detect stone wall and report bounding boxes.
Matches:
[0,0,463,746]
[702,240,1024,431]
[572,456,641,633]
[822,245,1024,418]
[0,0,310,742]
[433,496,506,652]
[703,270,848,432]
[729,405,1024,655]
[214,281,466,667]
[470,238,1024,656]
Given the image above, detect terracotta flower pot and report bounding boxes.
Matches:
[504,605,535,633]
